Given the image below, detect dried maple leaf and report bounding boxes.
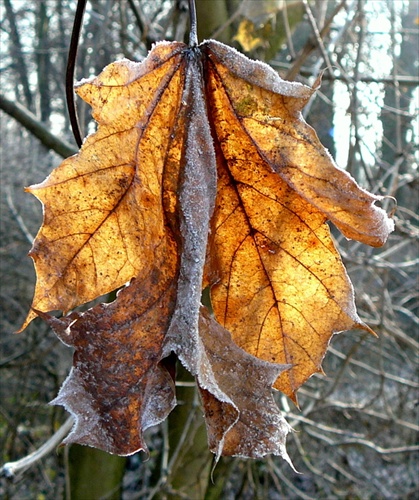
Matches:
[22,40,393,458]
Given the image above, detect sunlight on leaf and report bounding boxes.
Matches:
[23,40,394,458]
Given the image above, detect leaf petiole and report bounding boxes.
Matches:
[66,0,87,148]
[188,0,198,47]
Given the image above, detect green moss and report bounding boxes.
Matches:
[235,94,257,115]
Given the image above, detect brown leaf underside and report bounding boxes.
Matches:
[23,40,393,457]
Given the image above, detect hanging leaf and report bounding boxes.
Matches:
[22,39,393,458]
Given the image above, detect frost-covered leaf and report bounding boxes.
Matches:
[23,39,394,457]
[198,308,292,462]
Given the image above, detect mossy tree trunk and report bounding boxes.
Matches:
[66,445,126,500]
[195,0,231,42]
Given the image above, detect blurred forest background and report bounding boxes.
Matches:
[0,0,418,499]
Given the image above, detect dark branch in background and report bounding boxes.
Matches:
[302,0,333,79]
[3,0,33,109]
[36,1,52,123]
[286,0,346,81]
[127,0,160,49]
[126,0,145,33]
[66,0,87,148]
[172,0,189,43]
[273,63,419,86]
[0,94,77,158]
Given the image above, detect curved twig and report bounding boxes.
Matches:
[66,0,87,148]
[0,417,74,479]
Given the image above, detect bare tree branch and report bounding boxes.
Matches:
[0,417,74,479]
[0,94,77,158]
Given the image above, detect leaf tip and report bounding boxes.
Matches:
[317,366,327,376]
[357,321,379,338]
[312,71,323,90]
[289,392,300,409]
[18,308,39,332]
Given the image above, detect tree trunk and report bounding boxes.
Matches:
[66,445,126,500]
[196,0,231,42]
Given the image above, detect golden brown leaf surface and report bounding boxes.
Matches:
[203,46,383,399]
[23,40,394,457]
[24,43,186,327]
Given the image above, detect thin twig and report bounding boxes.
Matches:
[333,438,419,454]
[146,389,200,500]
[291,431,337,485]
[327,460,362,484]
[286,414,366,439]
[302,0,333,78]
[273,61,419,85]
[210,4,242,40]
[1,417,74,479]
[268,457,316,500]
[286,0,347,80]
[6,186,34,245]
[328,346,419,387]
[282,1,296,59]
[126,0,145,33]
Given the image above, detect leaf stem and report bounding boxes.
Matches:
[66,0,87,148]
[188,0,198,47]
